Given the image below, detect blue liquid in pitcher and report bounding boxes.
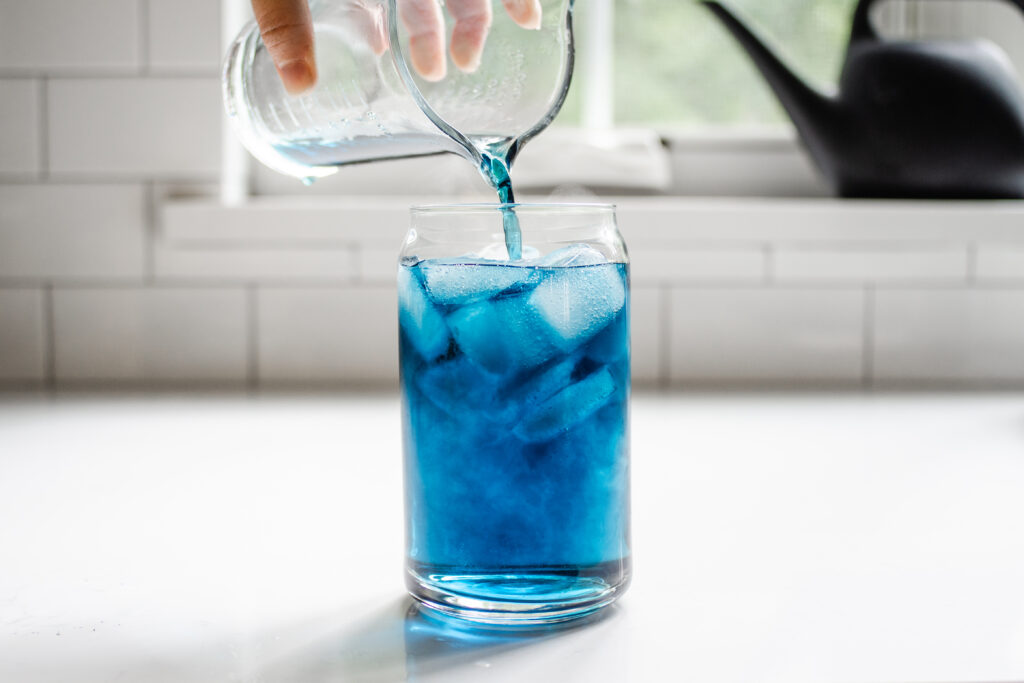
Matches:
[399,256,631,619]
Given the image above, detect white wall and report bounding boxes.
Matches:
[7,191,1024,390]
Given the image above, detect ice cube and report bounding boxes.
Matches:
[476,243,541,261]
[586,308,628,364]
[513,367,618,443]
[398,266,450,359]
[519,246,541,261]
[414,356,517,424]
[421,261,535,306]
[538,244,608,267]
[447,296,562,374]
[527,264,626,349]
[499,354,580,419]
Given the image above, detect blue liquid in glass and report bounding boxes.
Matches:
[399,258,631,621]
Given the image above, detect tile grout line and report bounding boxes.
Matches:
[38,78,49,180]
[0,278,402,289]
[659,285,671,389]
[43,284,56,391]
[966,242,978,286]
[0,173,222,185]
[7,276,1024,292]
[144,181,156,284]
[138,0,150,75]
[353,244,365,284]
[247,285,260,392]
[0,70,222,79]
[862,285,875,390]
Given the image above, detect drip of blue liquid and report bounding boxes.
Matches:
[482,155,522,261]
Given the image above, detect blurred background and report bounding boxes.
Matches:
[1,0,1024,391]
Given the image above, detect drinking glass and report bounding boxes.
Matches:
[398,204,631,625]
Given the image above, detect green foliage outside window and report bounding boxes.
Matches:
[559,0,859,127]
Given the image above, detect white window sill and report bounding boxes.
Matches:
[155,194,1024,285]
[243,127,821,198]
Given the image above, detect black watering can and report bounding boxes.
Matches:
[702,0,1024,198]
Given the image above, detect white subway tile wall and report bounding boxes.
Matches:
[669,288,865,386]
[359,247,404,283]
[53,288,248,383]
[0,289,45,382]
[0,79,41,174]
[154,246,358,282]
[6,191,1024,388]
[2,1,1024,390]
[874,289,1024,386]
[161,199,413,243]
[257,287,398,386]
[629,286,665,386]
[975,246,1024,281]
[147,0,222,72]
[0,185,145,279]
[0,0,139,71]
[48,79,221,176]
[773,246,968,282]
[629,247,765,284]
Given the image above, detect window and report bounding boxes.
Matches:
[560,0,860,129]
[558,0,1024,130]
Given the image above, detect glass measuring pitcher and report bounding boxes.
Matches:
[223,0,575,182]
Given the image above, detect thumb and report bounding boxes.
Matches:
[252,0,318,94]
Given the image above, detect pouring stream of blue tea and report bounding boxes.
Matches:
[480,149,522,261]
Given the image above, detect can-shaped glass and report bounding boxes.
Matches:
[398,204,631,625]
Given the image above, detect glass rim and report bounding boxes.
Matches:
[410,202,616,215]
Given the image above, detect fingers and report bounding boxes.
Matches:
[397,0,446,82]
[393,0,544,80]
[446,0,492,72]
[343,1,388,57]
[501,0,542,30]
[252,0,317,94]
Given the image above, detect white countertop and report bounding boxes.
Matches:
[2,393,1024,682]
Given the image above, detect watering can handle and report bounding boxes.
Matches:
[851,0,1024,41]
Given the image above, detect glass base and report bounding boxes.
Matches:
[406,559,631,626]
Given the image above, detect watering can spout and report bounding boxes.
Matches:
[701,1,837,139]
